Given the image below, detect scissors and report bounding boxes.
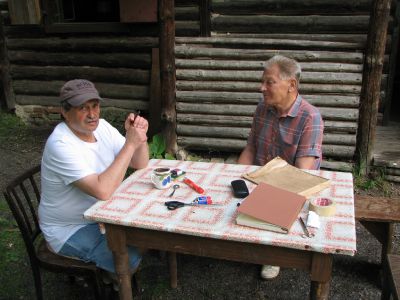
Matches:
[165,201,196,210]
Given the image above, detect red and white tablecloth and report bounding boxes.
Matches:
[84,159,356,256]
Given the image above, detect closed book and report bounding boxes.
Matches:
[236,182,306,233]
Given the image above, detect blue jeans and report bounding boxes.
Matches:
[59,223,141,273]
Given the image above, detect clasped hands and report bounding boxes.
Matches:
[125,112,148,145]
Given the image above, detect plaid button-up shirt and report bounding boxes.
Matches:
[247,94,324,170]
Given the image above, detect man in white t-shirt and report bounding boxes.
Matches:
[38,79,149,284]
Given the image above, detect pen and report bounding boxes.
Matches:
[133,110,141,123]
[299,217,312,238]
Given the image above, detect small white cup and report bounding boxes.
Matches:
[150,168,172,189]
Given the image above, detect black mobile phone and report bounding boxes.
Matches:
[231,179,249,198]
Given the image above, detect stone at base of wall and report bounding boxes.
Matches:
[15,105,61,126]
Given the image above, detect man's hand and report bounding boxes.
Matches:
[124,113,148,147]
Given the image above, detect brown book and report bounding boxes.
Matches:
[236,182,306,233]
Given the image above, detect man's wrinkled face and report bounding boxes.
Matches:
[260,64,295,108]
[62,99,100,138]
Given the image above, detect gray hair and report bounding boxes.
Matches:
[61,100,73,112]
[264,55,301,83]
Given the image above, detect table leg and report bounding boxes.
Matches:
[310,253,333,300]
[106,225,133,300]
[310,281,330,300]
[168,251,178,288]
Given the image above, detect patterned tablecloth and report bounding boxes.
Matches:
[84,159,356,256]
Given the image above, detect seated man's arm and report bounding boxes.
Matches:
[295,156,317,170]
[75,114,149,200]
[238,144,256,165]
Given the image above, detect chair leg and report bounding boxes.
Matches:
[32,266,44,300]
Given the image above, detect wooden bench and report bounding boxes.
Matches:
[355,195,400,258]
[381,254,400,300]
[354,194,400,299]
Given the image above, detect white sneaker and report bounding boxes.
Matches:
[260,265,280,280]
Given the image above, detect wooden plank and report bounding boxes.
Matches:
[15,95,149,110]
[10,66,150,84]
[7,37,158,51]
[175,36,365,50]
[176,69,362,84]
[211,15,371,34]
[8,50,151,68]
[177,136,355,157]
[175,45,364,63]
[177,80,362,94]
[211,0,373,14]
[176,91,359,108]
[176,124,356,145]
[176,21,200,36]
[176,58,363,72]
[175,6,199,21]
[355,195,400,222]
[176,102,358,121]
[12,80,149,99]
[209,33,368,43]
[176,113,357,133]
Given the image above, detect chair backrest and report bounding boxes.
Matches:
[3,164,41,263]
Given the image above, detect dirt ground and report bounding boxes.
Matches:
[1,124,399,300]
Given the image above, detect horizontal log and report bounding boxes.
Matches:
[209,33,368,43]
[177,124,356,145]
[12,80,149,99]
[8,50,151,68]
[175,6,199,21]
[176,59,363,72]
[321,160,353,172]
[7,37,159,51]
[177,136,355,158]
[176,69,363,84]
[10,66,150,84]
[175,45,364,63]
[176,91,359,108]
[211,15,371,34]
[176,102,358,120]
[176,113,358,133]
[211,0,373,14]
[15,95,149,110]
[386,175,400,183]
[176,21,200,36]
[177,80,361,94]
[175,37,365,50]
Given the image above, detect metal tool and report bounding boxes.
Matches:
[165,201,196,210]
[299,217,314,238]
[168,184,180,197]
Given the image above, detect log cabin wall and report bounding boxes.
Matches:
[0,1,159,130]
[5,31,158,126]
[174,0,397,171]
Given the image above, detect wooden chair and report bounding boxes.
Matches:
[3,164,107,300]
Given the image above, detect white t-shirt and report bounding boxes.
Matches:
[38,119,125,252]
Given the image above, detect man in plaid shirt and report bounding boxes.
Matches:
[238,55,324,279]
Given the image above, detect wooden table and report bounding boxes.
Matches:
[84,159,356,300]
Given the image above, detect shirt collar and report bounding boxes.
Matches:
[286,94,302,117]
